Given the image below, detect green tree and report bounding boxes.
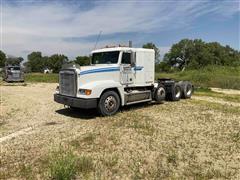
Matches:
[163,39,240,70]
[27,52,44,72]
[0,50,6,67]
[23,61,31,73]
[48,54,68,73]
[74,56,90,66]
[41,56,50,69]
[6,56,24,66]
[142,42,160,63]
[155,61,172,72]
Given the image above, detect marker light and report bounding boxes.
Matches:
[79,89,92,95]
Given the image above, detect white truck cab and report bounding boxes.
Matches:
[54,47,193,116]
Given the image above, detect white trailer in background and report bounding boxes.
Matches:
[54,47,193,116]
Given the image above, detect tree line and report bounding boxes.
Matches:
[0,38,239,73]
[160,39,240,71]
[143,39,240,72]
[0,51,91,73]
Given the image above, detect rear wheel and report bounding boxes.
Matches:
[98,91,120,116]
[168,84,181,101]
[180,81,193,99]
[174,84,181,101]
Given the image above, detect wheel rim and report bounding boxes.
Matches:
[157,87,165,98]
[175,87,181,98]
[104,95,117,112]
[186,85,192,96]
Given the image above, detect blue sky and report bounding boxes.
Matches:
[1,0,240,60]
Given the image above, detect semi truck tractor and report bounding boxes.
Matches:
[54,47,193,116]
[3,65,24,82]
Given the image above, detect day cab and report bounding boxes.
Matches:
[3,65,24,82]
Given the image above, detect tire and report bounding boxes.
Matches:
[168,84,182,101]
[98,91,120,116]
[180,81,193,99]
[154,84,166,103]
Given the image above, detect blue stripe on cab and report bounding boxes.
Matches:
[80,67,120,75]
[134,66,144,71]
[79,66,144,76]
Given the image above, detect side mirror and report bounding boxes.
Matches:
[131,52,136,67]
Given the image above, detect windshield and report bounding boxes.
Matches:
[92,51,119,64]
[7,67,20,71]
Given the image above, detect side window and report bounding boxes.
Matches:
[122,53,131,64]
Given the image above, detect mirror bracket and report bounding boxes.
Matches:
[131,52,136,67]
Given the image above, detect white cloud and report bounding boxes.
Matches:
[1,0,239,59]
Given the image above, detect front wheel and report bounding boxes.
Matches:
[98,91,120,116]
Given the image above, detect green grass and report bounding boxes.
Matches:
[24,66,240,89]
[156,66,240,90]
[25,73,58,83]
[48,149,94,180]
[41,148,95,180]
[48,149,78,180]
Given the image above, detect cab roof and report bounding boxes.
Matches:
[91,47,154,54]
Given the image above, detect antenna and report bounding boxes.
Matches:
[94,30,102,50]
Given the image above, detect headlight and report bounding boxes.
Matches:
[79,89,92,95]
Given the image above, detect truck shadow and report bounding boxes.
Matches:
[120,102,162,112]
[55,108,99,120]
[55,102,161,120]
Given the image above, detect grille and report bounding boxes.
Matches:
[12,72,20,78]
[59,70,76,96]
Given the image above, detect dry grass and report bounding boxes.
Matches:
[195,87,240,103]
[0,83,239,179]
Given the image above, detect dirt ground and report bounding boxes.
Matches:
[0,83,240,179]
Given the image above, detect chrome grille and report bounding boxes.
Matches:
[59,70,76,96]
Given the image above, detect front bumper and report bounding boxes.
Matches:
[5,77,24,82]
[54,94,97,109]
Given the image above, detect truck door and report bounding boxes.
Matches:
[120,52,134,85]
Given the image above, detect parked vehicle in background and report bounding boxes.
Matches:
[54,45,193,116]
[43,68,53,74]
[3,65,24,82]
